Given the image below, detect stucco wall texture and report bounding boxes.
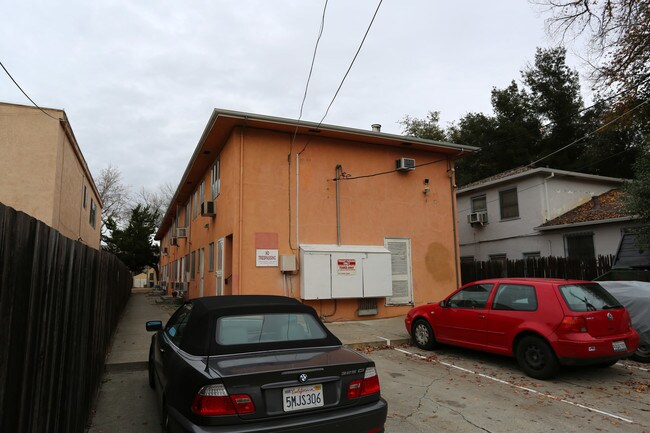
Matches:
[0,103,101,249]
[160,117,468,321]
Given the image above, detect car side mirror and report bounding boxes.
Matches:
[439,300,447,308]
[146,320,163,332]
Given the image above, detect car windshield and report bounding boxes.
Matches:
[216,313,328,345]
[559,283,623,312]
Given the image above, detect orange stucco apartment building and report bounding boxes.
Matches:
[156,109,476,320]
[0,102,102,249]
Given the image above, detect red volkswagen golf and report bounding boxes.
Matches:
[405,278,639,379]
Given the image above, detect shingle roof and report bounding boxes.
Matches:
[537,189,631,228]
[458,166,533,190]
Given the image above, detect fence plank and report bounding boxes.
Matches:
[0,202,131,433]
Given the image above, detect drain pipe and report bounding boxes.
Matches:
[335,164,342,246]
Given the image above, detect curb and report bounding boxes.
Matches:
[105,361,148,373]
[345,338,412,350]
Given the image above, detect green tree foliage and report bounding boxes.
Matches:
[402,46,646,186]
[103,204,160,275]
[400,111,447,141]
[624,138,650,224]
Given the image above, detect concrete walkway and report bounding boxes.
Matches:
[87,292,410,432]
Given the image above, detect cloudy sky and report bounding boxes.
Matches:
[1,0,589,194]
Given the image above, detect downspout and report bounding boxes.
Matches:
[296,153,300,253]
[543,172,555,221]
[238,124,245,294]
[448,160,460,287]
[335,164,342,246]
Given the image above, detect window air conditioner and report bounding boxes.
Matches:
[467,212,488,225]
[176,227,188,238]
[396,157,416,172]
[201,201,216,216]
[171,236,178,246]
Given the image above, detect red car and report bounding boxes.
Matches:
[405,278,640,379]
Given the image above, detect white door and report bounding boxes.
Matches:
[216,238,224,296]
[199,248,205,297]
[385,238,413,305]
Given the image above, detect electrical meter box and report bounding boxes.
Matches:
[299,244,393,300]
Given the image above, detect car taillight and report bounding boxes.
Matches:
[192,384,255,416]
[347,367,380,399]
[559,316,587,333]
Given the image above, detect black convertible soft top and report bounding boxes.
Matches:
[176,295,342,356]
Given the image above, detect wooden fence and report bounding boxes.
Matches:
[461,255,614,285]
[0,202,131,433]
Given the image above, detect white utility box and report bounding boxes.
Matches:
[300,245,393,300]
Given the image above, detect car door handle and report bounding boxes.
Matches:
[477,314,487,319]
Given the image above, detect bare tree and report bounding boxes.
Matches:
[136,182,176,227]
[535,0,650,99]
[96,164,131,229]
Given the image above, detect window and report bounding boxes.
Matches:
[492,284,537,311]
[559,283,622,312]
[471,194,486,213]
[184,254,190,280]
[216,313,327,345]
[200,181,205,211]
[460,256,475,263]
[193,191,198,219]
[89,199,96,228]
[565,232,595,259]
[165,303,193,346]
[499,188,519,219]
[191,251,196,279]
[211,159,220,199]
[82,185,87,209]
[184,201,190,228]
[489,254,507,277]
[523,252,540,259]
[208,242,215,272]
[447,284,494,309]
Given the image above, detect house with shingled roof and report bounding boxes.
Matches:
[457,166,638,262]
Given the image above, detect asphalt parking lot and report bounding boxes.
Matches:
[89,342,650,433]
[373,344,650,433]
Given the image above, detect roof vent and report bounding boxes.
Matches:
[371,123,381,132]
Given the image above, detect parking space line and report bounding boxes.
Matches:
[377,336,391,346]
[392,347,634,424]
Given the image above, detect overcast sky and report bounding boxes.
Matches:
[1,0,590,194]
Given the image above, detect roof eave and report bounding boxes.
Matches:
[535,216,637,231]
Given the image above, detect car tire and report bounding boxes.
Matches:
[515,335,559,380]
[412,319,436,350]
[632,344,650,363]
[148,348,155,389]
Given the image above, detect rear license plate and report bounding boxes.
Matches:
[283,384,324,412]
[612,340,627,352]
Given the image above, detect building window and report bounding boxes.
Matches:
[82,185,87,209]
[193,191,198,219]
[499,188,519,220]
[471,195,486,213]
[384,238,413,305]
[191,250,196,279]
[460,256,475,263]
[89,199,96,228]
[565,232,595,259]
[523,252,540,259]
[200,181,205,210]
[184,200,190,228]
[211,159,220,199]
[208,242,215,272]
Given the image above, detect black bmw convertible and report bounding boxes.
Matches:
[146,295,387,433]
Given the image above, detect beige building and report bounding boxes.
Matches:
[0,102,102,249]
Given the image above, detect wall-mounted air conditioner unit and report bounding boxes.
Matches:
[171,236,178,246]
[201,201,216,217]
[396,157,416,172]
[467,211,488,225]
[176,227,188,238]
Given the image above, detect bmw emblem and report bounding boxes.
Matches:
[298,374,308,383]
[607,312,613,321]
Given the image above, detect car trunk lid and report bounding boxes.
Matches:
[205,346,376,420]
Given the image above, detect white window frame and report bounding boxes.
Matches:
[211,159,220,200]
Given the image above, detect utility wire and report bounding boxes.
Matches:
[299,0,384,154]
[0,60,60,121]
[528,98,650,167]
[335,157,449,181]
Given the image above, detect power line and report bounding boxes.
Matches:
[336,157,450,181]
[299,0,384,154]
[528,98,649,167]
[0,60,60,121]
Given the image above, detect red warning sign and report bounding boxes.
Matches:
[337,258,356,275]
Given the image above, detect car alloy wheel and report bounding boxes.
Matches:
[412,319,435,350]
[516,335,559,380]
